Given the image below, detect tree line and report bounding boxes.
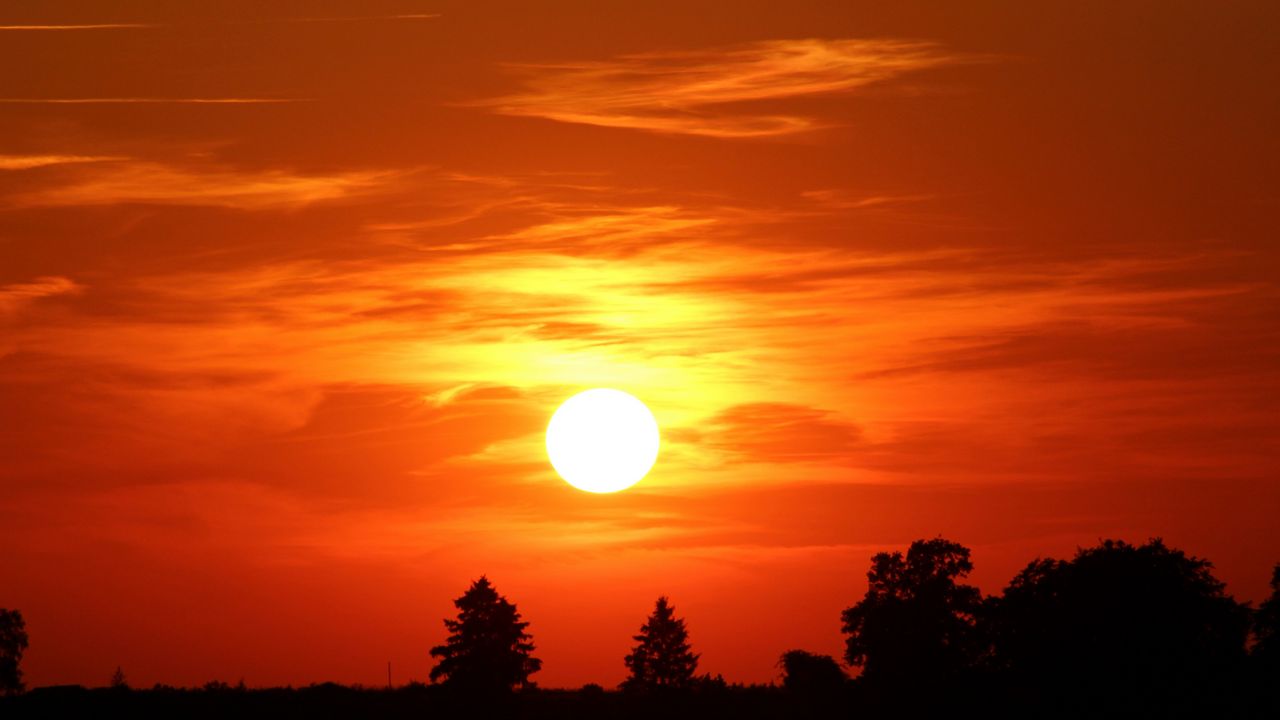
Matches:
[4,536,1280,713]
[423,536,1279,710]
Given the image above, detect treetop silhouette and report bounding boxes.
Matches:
[429,576,541,692]
[623,596,699,691]
[1254,562,1280,669]
[0,609,26,696]
[841,537,982,685]
[988,537,1250,694]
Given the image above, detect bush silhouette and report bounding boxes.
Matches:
[841,537,982,686]
[778,650,845,695]
[623,597,699,690]
[429,576,541,692]
[986,538,1249,703]
[0,609,27,696]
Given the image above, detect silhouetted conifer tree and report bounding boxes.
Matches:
[429,576,541,691]
[0,609,27,696]
[841,538,982,686]
[623,597,699,690]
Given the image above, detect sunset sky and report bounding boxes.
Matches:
[2,0,1278,689]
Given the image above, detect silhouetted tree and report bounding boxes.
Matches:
[841,538,982,686]
[623,597,699,690]
[1251,563,1280,669]
[1244,563,1280,717]
[690,672,728,691]
[110,666,129,690]
[429,576,541,692]
[778,650,846,695]
[986,538,1249,702]
[0,609,27,696]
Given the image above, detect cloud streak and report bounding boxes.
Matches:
[0,276,81,316]
[0,23,155,30]
[481,39,959,137]
[280,14,441,23]
[0,154,125,170]
[5,160,401,209]
[0,15,438,31]
[0,98,307,104]
[682,402,863,464]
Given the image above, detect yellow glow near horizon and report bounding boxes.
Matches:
[546,388,660,493]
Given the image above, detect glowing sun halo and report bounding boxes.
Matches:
[546,388,660,493]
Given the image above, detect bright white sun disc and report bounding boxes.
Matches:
[546,388,660,493]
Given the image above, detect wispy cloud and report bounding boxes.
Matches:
[800,189,937,210]
[0,154,125,170]
[6,160,400,208]
[0,97,307,104]
[480,39,960,137]
[0,23,155,30]
[0,15,438,31]
[280,14,441,23]
[679,402,864,464]
[478,206,716,255]
[0,276,81,315]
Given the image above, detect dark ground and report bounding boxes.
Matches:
[3,677,1278,720]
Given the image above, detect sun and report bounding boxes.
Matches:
[546,388,660,493]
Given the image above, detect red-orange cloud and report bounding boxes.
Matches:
[481,39,961,137]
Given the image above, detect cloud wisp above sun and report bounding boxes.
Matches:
[481,38,960,137]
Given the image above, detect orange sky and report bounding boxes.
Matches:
[2,0,1278,689]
